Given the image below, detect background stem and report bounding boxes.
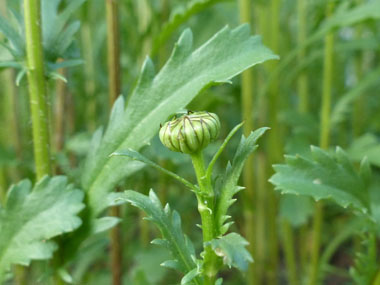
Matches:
[238,0,257,283]
[106,0,123,284]
[297,0,309,113]
[106,0,121,106]
[282,219,299,285]
[24,0,52,180]
[267,0,281,282]
[309,2,335,285]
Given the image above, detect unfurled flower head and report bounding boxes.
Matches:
[159,111,220,154]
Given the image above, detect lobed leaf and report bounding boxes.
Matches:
[215,127,269,235]
[0,176,84,280]
[119,190,202,285]
[82,24,278,217]
[270,146,371,215]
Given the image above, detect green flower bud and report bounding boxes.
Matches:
[159,111,220,154]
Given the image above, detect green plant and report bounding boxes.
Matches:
[113,112,269,284]
[1,0,379,283]
[0,0,277,279]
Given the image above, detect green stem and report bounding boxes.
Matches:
[106,0,121,106]
[281,219,299,285]
[24,0,52,180]
[310,3,335,285]
[0,168,6,205]
[238,0,257,283]
[353,0,364,138]
[54,65,66,174]
[267,0,281,283]
[297,0,309,113]
[81,10,97,131]
[294,0,308,283]
[190,151,219,284]
[106,1,123,284]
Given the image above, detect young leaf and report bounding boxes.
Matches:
[205,233,253,271]
[270,146,371,215]
[119,190,202,285]
[0,176,84,280]
[215,127,269,235]
[82,25,278,217]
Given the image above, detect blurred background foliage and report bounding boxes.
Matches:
[1,0,380,284]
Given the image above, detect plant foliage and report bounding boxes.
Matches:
[270,146,376,220]
[82,24,278,218]
[0,176,84,280]
[215,127,269,235]
[0,0,84,81]
[206,233,253,271]
[119,190,202,284]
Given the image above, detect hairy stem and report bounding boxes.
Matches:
[190,151,219,284]
[310,3,335,285]
[24,0,52,180]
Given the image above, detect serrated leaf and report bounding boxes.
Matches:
[215,127,269,234]
[206,233,253,271]
[270,146,371,216]
[119,190,202,284]
[82,25,277,217]
[0,176,84,280]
